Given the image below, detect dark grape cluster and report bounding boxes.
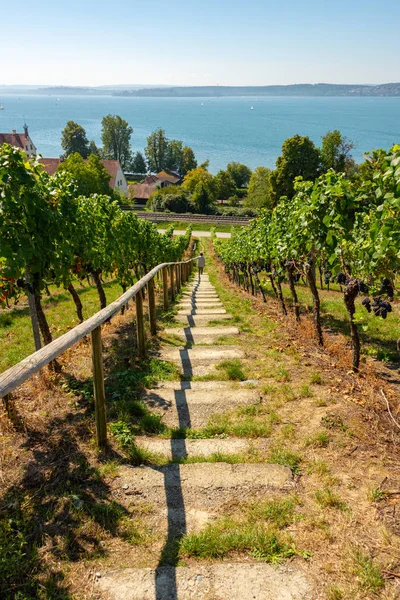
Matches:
[336,272,347,285]
[16,278,34,294]
[362,296,392,319]
[379,278,394,299]
[324,270,332,285]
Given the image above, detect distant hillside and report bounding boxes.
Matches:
[1,83,400,97]
[115,83,400,98]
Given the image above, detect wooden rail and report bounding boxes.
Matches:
[0,257,197,448]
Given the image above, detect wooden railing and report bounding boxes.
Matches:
[0,258,197,447]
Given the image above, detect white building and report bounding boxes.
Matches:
[0,124,37,157]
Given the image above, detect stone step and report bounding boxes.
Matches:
[179,298,222,304]
[175,314,233,326]
[141,385,260,428]
[135,437,268,459]
[159,346,245,377]
[181,292,220,298]
[164,326,239,344]
[178,303,224,310]
[96,564,313,600]
[177,308,227,315]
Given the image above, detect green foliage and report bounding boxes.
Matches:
[101,114,133,170]
[226,162,252,188]
[61,120,90,158]
[245,166,272,208]
[145,128,197,175]
[351,549,384,591]
[270,134,321,202]
[58,152,111,196]
[131,151,147,174]
[320,129,355,175]
[147,186,192,213]
[215,169,237,200]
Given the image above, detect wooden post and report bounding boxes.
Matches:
[162,266,169,309]
[91,325,107,449]
[25,268,41,351]
[170,266,175,301]
[148,278,157,336]
[135,292,146,357]
[176,264,181,292]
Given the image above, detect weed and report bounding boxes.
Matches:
[351,549,384,591]
[248,497,299,528]
[305,431,330,448]
[281,423,296,440]
[326,586,344,600]
[180,518,297,563]
[321,413,346,431]
[98,460,121,478]
[299,384,312,397]
[307,459,330,476]
[369,487,389,502]
[310,371,324,385]
[274,365,291,382]
[268,447,302,473]
[315,487,348,511]
[216,359,247,381]
[119,519,149,545]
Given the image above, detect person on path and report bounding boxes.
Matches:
[197,252,205,279]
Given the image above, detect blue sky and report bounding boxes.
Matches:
[2,0,400,86]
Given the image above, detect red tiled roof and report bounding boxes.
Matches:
[0,133,29,150]
[39,158,123,189]
[131,183,157,200]
[39,158,60,176]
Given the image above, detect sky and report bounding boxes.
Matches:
[1,0,400,87]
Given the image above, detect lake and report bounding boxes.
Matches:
[0,94,399,172]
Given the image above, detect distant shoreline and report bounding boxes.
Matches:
[1,82,400,98]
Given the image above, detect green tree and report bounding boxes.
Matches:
[131,151,147,175]
[58,153,111,196]
[145,128,169,172]
[245,167,272,208]
[192,182,214,214]
[88,139,100,156]
[61,121,90,158]
[227,162,252,188]
[182,166,215,195]
[101,114,133,170]
[320,130,355,174]
[270,135,321,202]
[215,170,236,201]
[181,146,197,175]
[165,139,184,172]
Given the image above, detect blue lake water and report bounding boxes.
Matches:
[0,94,399,172]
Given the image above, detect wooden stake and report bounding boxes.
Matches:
[170,266,175,301]
[135,292,146,357]
[148,278,157,336]
[91,325,107,448]
[162,266,169,309]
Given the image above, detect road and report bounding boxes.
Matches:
[157,229,231,238]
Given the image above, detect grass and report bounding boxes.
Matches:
[0,278,123,373]
[260,277,400,365]
[180,496,303,563]
[216,358,247,381]
[156,221,239,233]
[315,487,348,511]
[305,431,331,448]
[268,447,302,474]
[351,549,385,591]
[309,371,324,385]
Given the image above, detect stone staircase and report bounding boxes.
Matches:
[96,272,313,600]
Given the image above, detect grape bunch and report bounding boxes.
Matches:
[362,296,392,319]
[379,278,394,299]
[336,272,347,285]
[324,270,332,285]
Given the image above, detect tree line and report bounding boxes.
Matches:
[214,145,400,371]
[0,144,192,348]
[60,117,198,177]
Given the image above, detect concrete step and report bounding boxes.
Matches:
[135,437,268,459]
[164,326,239,344]
[96,564,313,600]
[141,384,260,428]
[178,303,224,310]
[159,346,245,377]
[181,292,220,298]
[175,314,233,326]
[177,308,227,315]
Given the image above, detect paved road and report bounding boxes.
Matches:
[158,229,231,238]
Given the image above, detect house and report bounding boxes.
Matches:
[39,158,128,196]
[130,168,182,204]
[156,168,182,185]
[0,124,37,157]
